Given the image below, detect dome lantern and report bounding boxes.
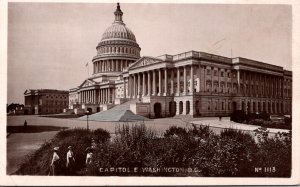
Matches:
[114,3,123,24]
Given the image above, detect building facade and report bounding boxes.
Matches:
[24,89,69,115]
[69,3,292,118]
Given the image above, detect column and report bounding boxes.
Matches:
[158,69,162,96]
[198,64,201,92]
[237,70,240,94]
[91,90,93,103]
[83,91,85,103]
[204,66,206,92]
[190,65,194,94]
[99,90,101,103]
[103,89,105,103]
[152,70,156,96]
[183,66,187,95]
[82,91,84,103]
[142,72,146,96]
[121,60,123,71]
[177,67,180,95]
[130,75,133,98]
[164,68,167,96]
[124,77,127,98]
[105,89,108,103]
[102,89,104,103]
[148,71,151,96]
[128,76,131,98]
[138,73,141,97]
[133,74,136,98]
[86,91,88,103]
[108,88,111,103]
[94,90,96,104]
[78,92,81,103]
[170,69,174,95]
[90,90,92,103]
[84,90,89,103]
[218,68,220,93]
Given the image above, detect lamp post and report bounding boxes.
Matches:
[86,111,90,131]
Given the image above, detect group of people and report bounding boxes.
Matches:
[49,146,77,176]
[49,139,97,176]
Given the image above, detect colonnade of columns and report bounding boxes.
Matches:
[125,65,196,98]
[122,66,291,100]
[78,88,114,104]
[238,99,290,114]
[236,70,291,99]
[93,59,132,73]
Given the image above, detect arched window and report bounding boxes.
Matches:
[179,101,183,114]
[186,101,190,114]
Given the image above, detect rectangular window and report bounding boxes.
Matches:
[206,69,211,75]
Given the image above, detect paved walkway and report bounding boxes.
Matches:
[191,118,290,134]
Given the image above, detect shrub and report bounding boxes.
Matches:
[258,111,270,121]
[253,129,291,177]
[93,128,111,143]
[249,119,264,126]
[164,126,188,138]
[230,110,247,123]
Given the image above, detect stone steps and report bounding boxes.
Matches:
[78,99,150,122]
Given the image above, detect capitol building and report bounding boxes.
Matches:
[69,3,292,118]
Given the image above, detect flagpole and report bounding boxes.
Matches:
[86,62,89,77]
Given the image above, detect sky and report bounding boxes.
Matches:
[7,3,292,104]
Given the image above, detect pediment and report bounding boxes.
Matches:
[79,79,95,88]
[24,89,33,94]
[129,56,162,69]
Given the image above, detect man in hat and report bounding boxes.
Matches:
[66,146,75,175]
[49,147,60,176]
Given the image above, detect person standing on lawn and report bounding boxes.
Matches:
[49,147,60,176]
[66,146,75,175]
[24,120,27,128]
[85,147,93,166]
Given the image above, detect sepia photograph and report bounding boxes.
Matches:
[1,0,300,185]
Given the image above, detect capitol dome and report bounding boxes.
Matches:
[101,23,136,42]
[92,3,141,74]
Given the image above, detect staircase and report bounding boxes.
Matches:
[78,99,149,122]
